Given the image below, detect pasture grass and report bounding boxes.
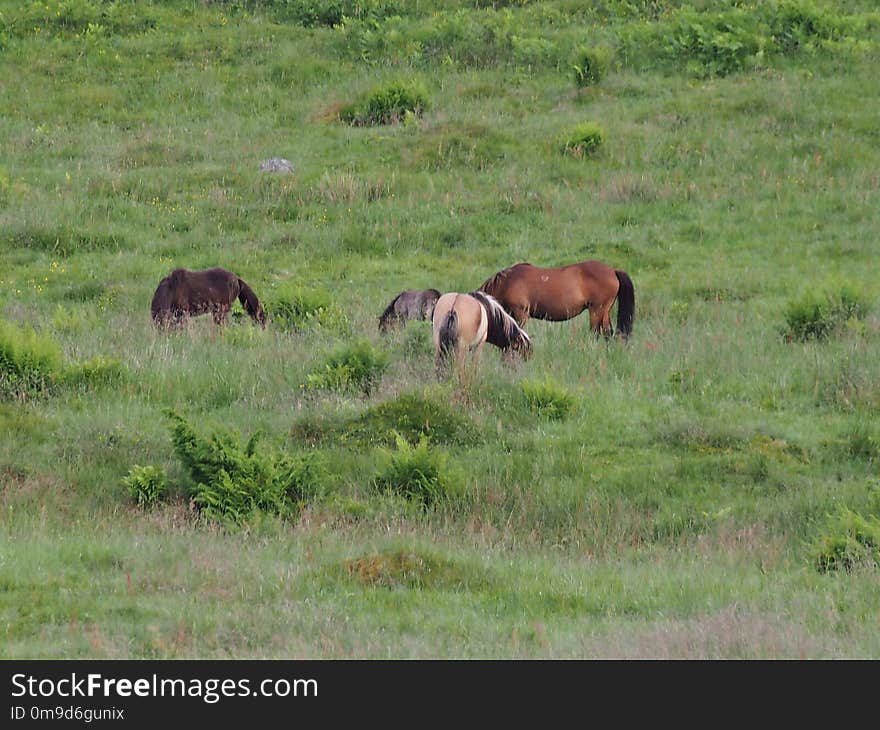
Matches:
[1,0,879,658]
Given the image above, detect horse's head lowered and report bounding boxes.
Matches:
[470,290,532,359]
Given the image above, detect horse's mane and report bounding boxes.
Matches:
[379,291,406,324]
[478,262,532,295]
[470,290,532,355]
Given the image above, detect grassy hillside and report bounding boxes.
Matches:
[1,0,879,658]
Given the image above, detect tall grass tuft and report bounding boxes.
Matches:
[306,339,389,396]
[572,45,612,88]
[0,319,62,400]
[559,123,605,158]
[341,80,429,126]
[813,507,880,573]
[521,378,577,421]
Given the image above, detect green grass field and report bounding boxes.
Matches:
[2,0,879,658]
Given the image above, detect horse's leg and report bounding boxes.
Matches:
[454,345,469,384]
[588,305,604,337]
[599,302,614,340]
[212,303,230,326]
[471,341,484,372]
[435,346,451,380]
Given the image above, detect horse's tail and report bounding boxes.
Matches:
[615,270,635,340]
[378,293,402,333]
[437,309,458,361]
[237,277,266,328]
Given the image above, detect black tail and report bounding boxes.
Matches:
[615,270,634,339]
[378,293,402,333]
[437,310,458,361]
[237,277,266,328]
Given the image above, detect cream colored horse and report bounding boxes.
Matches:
[432,291,532,379]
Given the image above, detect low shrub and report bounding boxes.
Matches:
[122,464,168,508]
[372,433,455,507]
[559,122,605,158]
[168,412,321,524]
[306,339,388,395]
[340,80,429,126]
[813,507,880,573]
[521,378,577,421]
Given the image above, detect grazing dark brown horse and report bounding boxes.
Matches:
[151,267,266,329]
[479,260,634,339]
[378,288,442,333]
[432,291,532,378]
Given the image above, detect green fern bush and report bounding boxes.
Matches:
[122,464,168,508]
[167,412,321,524]
[372,433,455,508]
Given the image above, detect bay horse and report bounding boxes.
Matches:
[432,291,532,378]
[479,260,634,339]
[151,267,266,329]
[378,288,441,333]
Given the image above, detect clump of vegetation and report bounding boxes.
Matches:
[559,122,605,157]
[122,464,168,508]
[0,318,62,400]
[572,45,612,87]
[266,286,333,331]
[372,433,456,507]
[61,355,127,389]
[410,122,509,171]
[341,80,429,126]
[306,339,388,395]
[347,390,480,446]
[840,424,880,463]
[253,0,401,28]
[167,412,321,524]
[619,3,872,78]
[782,287,868,341]
[813,507,880,573]
[521,378,577,421]
[342,547,493,590]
